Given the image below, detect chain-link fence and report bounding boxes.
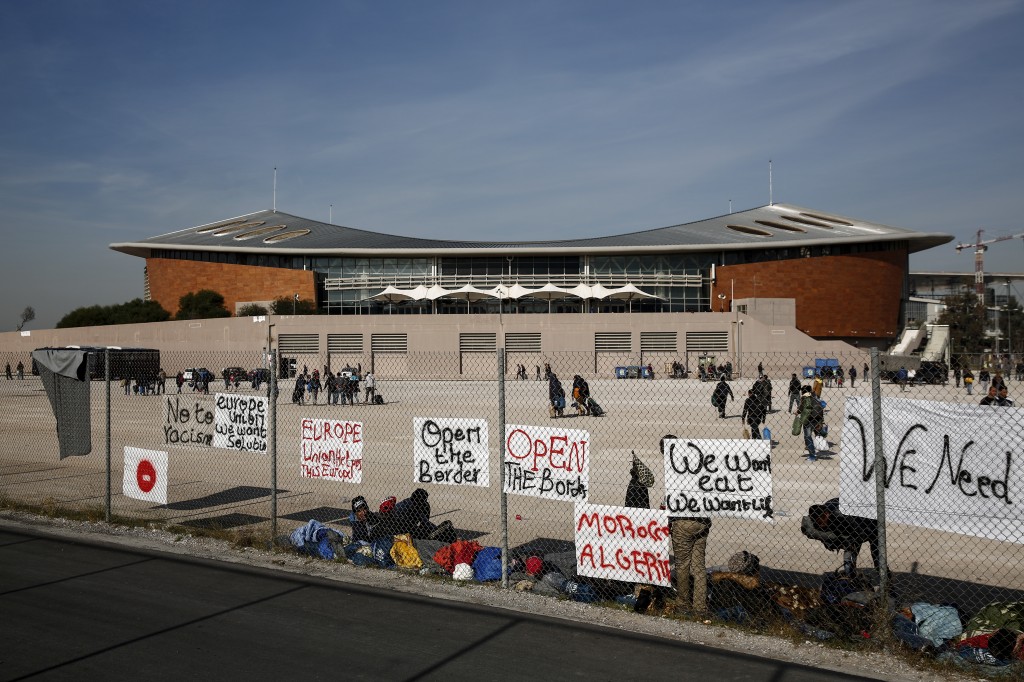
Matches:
[2,346,1022,656]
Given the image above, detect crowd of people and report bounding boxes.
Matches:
[291,366,378,406]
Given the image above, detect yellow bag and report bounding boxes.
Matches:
[390,533,423,570]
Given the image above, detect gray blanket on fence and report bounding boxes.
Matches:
[32,349,91,459]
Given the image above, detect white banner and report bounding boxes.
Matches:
[300,418,363,483]
[213,393,268,452]
[574,503,672,586]
[840,397,1022,543]
[413,418,489,486]
[503,424,589,501]
[123,447,168,504]
[662,438,774,521]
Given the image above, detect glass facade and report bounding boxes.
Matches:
[152,242,904,316]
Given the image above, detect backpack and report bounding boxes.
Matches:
[373,394,384,405]
[390,533,423,570]
[472,546,505,582]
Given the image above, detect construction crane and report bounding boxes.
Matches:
[955,229,1024,301]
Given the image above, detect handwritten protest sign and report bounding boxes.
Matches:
[213,393,268,452]
[663,438,773,520]
[840,397,1022,543]
[163,396,214,447]
[503,424,589,501]
[575,503,671,586]
[300,418,363,483]
[413,418,489,486]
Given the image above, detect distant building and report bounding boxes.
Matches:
[111,203,953,343]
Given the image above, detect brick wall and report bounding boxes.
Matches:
[711,249,907,338]
[146,259,317,317]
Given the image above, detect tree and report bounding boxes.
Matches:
[269,295,317,315]
[936,289,989,360]
[237,303,269,317]
[56,299,170,329]
[175,290,231,320]
[16,306,35,331]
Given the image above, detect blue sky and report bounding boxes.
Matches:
[3,0,1023,330]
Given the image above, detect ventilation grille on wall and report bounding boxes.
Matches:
[327,334,363,354]
[279,333,320,354]
[371,333,408,354]
[505,332,541,353]
[685,331,729,353]
[460,333,497,353]
[640,331,677,352]
[595,332,632,352]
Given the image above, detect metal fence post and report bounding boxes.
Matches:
[498,347,509,588]
[270,349,278,545]
[869,347,891,634]
[105,346,111,523]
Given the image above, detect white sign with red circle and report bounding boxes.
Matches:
[123,447,168,504]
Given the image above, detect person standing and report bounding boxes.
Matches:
[954,367,961,388]
[663,435,711,617]
[848,365,857,388]
[964,369,974,395]
[548,372,566,418]
[863,362,869,382]
[787,373,801,413]
[364,371,376,403]
[310,370,322,404]
[17,361,25,380]
[5,363,12,380]
[711,375,734,418]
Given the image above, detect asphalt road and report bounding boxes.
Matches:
[0,527,874,682]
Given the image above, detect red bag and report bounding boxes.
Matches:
[433,540,483,573]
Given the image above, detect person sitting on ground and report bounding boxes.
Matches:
[349,495,389,543]
[801,498,882,578]
[391,488,438,539]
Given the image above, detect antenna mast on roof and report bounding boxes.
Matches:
[329,204,333,224]
[729,199,732,214]
[768,159,773,206]
[273,167,277,213]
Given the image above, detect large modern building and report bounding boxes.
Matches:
[111,203,952,344]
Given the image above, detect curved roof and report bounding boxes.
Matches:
[109,203,953,258]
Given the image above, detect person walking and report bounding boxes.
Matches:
[964,369,975,395]
[711,375,734,418]
[794,386,824,462]
[742,389,767,439]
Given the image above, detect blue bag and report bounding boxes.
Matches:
[472,546,505,582]
[371,537,396,568]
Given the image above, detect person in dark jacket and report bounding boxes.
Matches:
[711,376,734,418]
[787,373,801,413]
[801,498,881,577]
[349,495,389,543]
[392,488,437,539]
[741,389,767,439]
[571,375,591,415]
[624,452,654,508]
[549,372,566,418]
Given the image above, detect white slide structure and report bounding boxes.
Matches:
[921,324,950,362]
[891,326,927,356]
